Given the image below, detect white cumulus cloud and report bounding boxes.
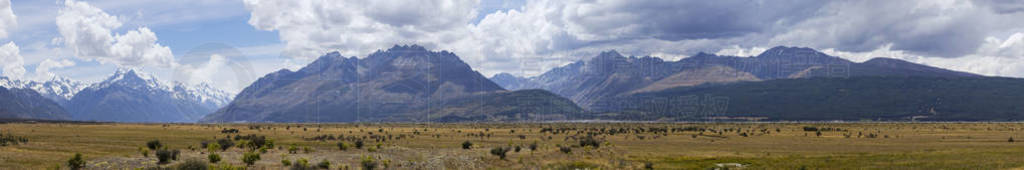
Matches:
[56,0,174,68]
[33,58,75,80]
[244,0,479,59]
[0,42,25,79]
[0,0,15,39]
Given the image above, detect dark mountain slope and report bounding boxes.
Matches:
[612,76,1024,121]
[204,45,583,122]
[0,86,71,120]
[492,46,980,112]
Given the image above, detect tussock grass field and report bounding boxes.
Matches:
[2,122,1024,169]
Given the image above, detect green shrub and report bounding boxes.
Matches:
[281,159,291,166]
[529,142,538,151]
[207,143,221,153]
[354,140,364,149]
[155,149,172,164]
[361,156,378,170]
[146,140,162,150]
[288,144,299,154]
[242,152,261,166]
[67,153,85,170]
[461,141,472,149]
[303,146,313,153]
[337,142,349,151]
[579,136,601,148]
[217,138,234,151]
[0,133,29,146]
[171,149,180,160]
[207,153,221,163]
[490,147,510,160]
[290,158,313,170]
[245,135,268,150]
[559,146,572,154]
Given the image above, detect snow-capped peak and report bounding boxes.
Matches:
[87,68,234,108]
[172,82,234,108]
[94,68,170,91]
[0,76,27,89]
[33,76,88,101]
[1,75,88,104]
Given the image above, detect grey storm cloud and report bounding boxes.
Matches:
[244,0,1024,77]
[562,0,1023,58]
[560,0,828,41]
[767,0,1014,58]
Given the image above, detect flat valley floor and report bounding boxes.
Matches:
[2,122,1024,169]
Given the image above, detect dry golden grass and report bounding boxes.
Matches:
[2,122,1024,169]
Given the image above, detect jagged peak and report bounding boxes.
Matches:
[108,67,156,82]
[757,46,829,58]
[596,50,624,59]
[491,72,519,79]
[93,68,169,91]
[691,52,720,58]
[386,44,428,53]
[365,44,447,61]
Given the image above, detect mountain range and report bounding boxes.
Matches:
[1,76,88,107]
[491,46,980,112]
[0,85,70,120]
[1,45,1021,122]
[202,45,581,122]
[67,69,232,122]
[0,69,233,122]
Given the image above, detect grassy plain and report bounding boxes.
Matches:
[2,122,1024,169]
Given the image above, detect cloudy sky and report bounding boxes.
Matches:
[1,0,1023,93]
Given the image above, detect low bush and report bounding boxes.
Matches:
[291,158,311,170]
[156,149,172,164]
[242,152,261,166]
[361,156,378,170]
[207,143,221,153]
[337,142,349,151]
[146,140,163,150]
[578,136,601,148]
[67,153,85,170]
[217,138,234,151]
[171,149,180,160]
[207,153,221,163]
[0,133,28,146]
[559,146,572,154]
[490,147,510,160]
[462,141,472,149]
[288,144,299,154]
